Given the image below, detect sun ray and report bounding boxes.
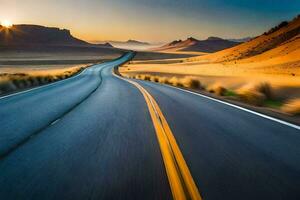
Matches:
[1,20,13,28]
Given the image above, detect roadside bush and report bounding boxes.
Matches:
[207,84,227,96]
[161,77,171,85]
[181,77,203,89]
[254,82,273,100]
[158,77,167,84]
[0,66,85,96]
[150,76,159,83]
[237,85,266,106]
[0,81,17,92]
[144,75,151,81]
[169,77,181,86]
[281,98,300,115]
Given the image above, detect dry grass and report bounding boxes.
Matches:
[150,76,159,83]
[181,76,203,89]
[207,83,227,96]
[168,77,183,87]
[236,82,274,106]
[125,74,278,106]
[281,98,300,115]
[253,82,273,100]
[124,73,300,117]
[0,67,85,95]
[129,74,204,90]
[158,77,171,84]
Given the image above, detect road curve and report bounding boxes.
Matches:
[0,53,300,200]
[0,53,133,157]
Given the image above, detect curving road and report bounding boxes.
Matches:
[0,52,300,200]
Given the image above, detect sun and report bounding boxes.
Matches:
[1,20,13,28]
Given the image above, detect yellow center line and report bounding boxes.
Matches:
[116,74,202,200]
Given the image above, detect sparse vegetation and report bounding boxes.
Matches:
[264,21,289,35]
[123,73,300,116]
[129,74,204,90]
[236,82,273,106]
[0,67,85,95]
[207,84,227,96]
[181,77,203,89]
[264,99,283,109]
[224,90,237,97]
[281,98,300,115]
[254,82,273,100]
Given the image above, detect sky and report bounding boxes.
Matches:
[0,0,300,43]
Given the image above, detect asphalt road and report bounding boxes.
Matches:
[0,52,299,200]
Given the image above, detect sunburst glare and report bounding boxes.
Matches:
[1,20,13,28]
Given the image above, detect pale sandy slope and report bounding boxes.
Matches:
[188,15,300,63]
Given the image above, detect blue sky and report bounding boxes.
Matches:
[1,0,300,42]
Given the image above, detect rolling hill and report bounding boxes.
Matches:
[154,37,240,53]
[191,15,300,63]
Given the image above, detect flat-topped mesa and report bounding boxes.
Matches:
[0,24,89,46]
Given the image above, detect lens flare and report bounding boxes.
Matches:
[1,20,12,28]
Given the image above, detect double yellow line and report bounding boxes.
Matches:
[120,76,202,200]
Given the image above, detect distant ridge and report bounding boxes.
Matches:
[0,24,111,48]
[106,39,155,50]
[108,39,151,47]
[228,37,252,43]
[155,37,240,53]
[126,39,150,46]
[193,14,300,62]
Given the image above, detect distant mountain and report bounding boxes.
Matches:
[107,39,155,50]
[125,40,150,46]
[108,39,150,47]
[228,37,252,43]
[195,14,300,62]
[101,42,114,48]
[155,37,240,53]
[0,24,110,48]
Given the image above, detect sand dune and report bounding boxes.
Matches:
[154,37,240,53]
[189,15,300,63]
[121,15,300,105]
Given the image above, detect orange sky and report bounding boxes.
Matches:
[1,0,299,43]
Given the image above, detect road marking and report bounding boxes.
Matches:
[50,118,61,126]
[118,75,202,200]
[161,85,300,131]
[0,62,112,100]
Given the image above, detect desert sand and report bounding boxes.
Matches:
[120,16,300,111]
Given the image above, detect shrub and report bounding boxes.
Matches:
[264,21,289,35]
[144,75,151,81]
[160,77,171,85]
[0,81,17,92]
[254,82,273,100]
[181,77,203,89]
[236,84,267,106]
[207,84,227,96]
[169,77,181,86]
[150,76,159,83]
[136,74,142,79]
[158,77,167,84]
[281,98,300,115]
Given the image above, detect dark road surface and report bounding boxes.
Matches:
[0,52,300,200]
